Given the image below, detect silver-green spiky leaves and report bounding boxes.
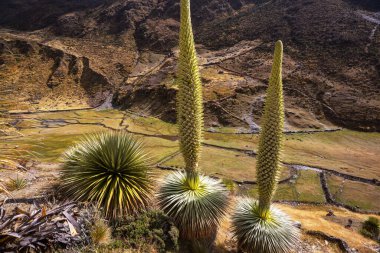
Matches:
[60,131,152,219]
[157,171,229,239]
[257,40,285,211]
[232,198,300,253]
[176,0,204,172]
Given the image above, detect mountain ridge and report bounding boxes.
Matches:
[0,0,379,131]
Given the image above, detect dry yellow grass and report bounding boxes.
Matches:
[200,66,244,101]
[278,204,380,252]
[214,199,375,252]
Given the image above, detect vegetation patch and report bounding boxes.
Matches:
[247,170,325,203]
[203,132,259,151]
[327,174,380,211]
[123,114,178,136]
[360,217,380,241]
[113,210,179,252]
[140,137,179,162]
[162,146,257,181]
[5,176,28,191]
[282,130,380,180]
[162,146,291,182]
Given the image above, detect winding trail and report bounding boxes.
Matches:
[358,12,380,53]
[365,24,378,53]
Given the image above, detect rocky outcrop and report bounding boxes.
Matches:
[0,37,113,110]
[114,84,177,122]
[322,91,380,131]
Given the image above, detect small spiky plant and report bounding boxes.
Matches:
[60,131,152,220]
[90,218,112,246]
[6,176,28,191]
[232,41,299,253]
[158,0,228,240]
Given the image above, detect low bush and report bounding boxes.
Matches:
[113,210,179,252]
[361,217,379,241]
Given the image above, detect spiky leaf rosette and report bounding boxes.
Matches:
[176,0,204,172]
[257,40,285,212]
[60,131,152,219]
[157,171,229,239]
[232,198,300,253]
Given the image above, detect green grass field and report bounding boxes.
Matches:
[246,170,325,203]
[327,174,380,211]
[2,109,379,210]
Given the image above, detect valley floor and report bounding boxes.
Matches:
[1,108,380,252]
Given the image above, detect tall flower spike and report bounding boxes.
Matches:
[232,41,299,253]
[257,40,284,214]
[158,0,229,240]
[176,0,204,173]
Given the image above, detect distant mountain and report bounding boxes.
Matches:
[0,0,379,131]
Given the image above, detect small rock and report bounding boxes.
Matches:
[326,209,335,216]
[294,221,302,229]
[207,127,217,133]
[211,122,219,127]
[345,219,353,229]
[26,161,34,168]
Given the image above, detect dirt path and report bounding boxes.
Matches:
[358,12,380,53]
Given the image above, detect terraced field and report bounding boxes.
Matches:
[1,108,380,252]
[1,108,380,214]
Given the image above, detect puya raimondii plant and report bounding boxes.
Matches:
[232,41,300,253]
[60,131,152,220]
[157,0,229,240]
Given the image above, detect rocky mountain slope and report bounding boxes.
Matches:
[0,0,379,131]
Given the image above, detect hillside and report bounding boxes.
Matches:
[1,1,380,252]
[0,0,379,132]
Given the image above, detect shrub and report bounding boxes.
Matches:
[113,210,179,252]
[361,217,379,240]
[60,131,152,219]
